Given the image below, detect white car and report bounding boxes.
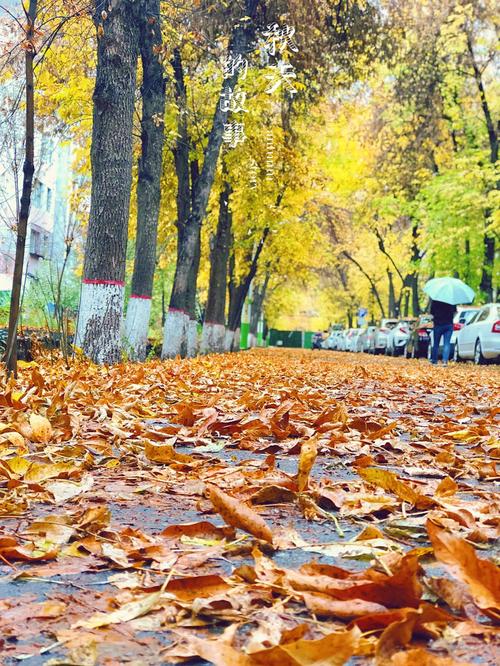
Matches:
[337,330,347,351]
[454,303,500,364]
[359,325,377,352]
[344,328,361,351]
[323,330,343,350]
[351,329,366,352]
[371,319,398,354]
[385,319,415,356]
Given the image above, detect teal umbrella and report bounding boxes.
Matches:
[423,277,475,305]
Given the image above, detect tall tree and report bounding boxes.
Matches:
[161,0,260,358]
[75,0,140,364]
[4,0,37,376]
[124,0,166,360]
[201,180,232,354]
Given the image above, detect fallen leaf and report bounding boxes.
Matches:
[358,467,435,509]
[74,591,162,629]
[427,520,500,616]
[389,648,475,665]
[29,413,53,443]
[297,436,318,492]
[207,484,273,544]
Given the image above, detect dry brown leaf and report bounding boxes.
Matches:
[302,592,387,619]
[389,649,475,665]
[435,476,458,497]
[427,520,500,616]
[207,484,273,544]
[375,609,419,664]
[144,440,194,463]
[29,413,53,443]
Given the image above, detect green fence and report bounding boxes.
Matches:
[268,329,314,349]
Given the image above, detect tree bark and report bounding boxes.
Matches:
[387,270,396,317]
[249,272,269,347]
[467,34,498,165]
[201,180,232,354]
[124,0,166,361]
[162,47,191,358]
[76,0,140,364]
[467,33,497,300]
[162,3,259,358]
[186,160,201,357]
[4,0,37,377]
[227,227,269,350]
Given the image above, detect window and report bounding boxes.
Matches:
[46,187,52,212]
[29,229,41,255]
[42,234,50,257]
[476,308,489,323]
[32,180,43,208]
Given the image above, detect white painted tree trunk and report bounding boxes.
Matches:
[162,309,189,359]
[201,322,226,354]
[186,318,198,357]
[224,329,234,352]
[225,327,240,352]
[124,295,151,361]
[76,282,125,365]
[248,333,257,348]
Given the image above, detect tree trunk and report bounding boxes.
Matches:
[467,33,497,301]
[480,236,495,300]
[161,47,191,358]
[76,0,139,364]
[387,270,396,317]
[162,4,259,358]
[227,228,269,351]
[4,0,37,377]
[249,272,269,347]
[186,223,201,357]
[250,273,269,336]
[124,0,166,361]
[201,181,232,353]
[186,160,200,357]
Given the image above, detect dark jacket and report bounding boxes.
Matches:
[430,300,456,326]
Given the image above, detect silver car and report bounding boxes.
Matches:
[371,319,398,354]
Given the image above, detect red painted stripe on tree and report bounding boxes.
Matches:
[168,307,187,314]
[130,293,152,300]
[83,278,125,287]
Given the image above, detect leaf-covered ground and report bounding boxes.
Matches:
[0,349,499,666]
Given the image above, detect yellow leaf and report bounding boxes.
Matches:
[297,436,318,492]
[358,467,435,510]
[144,440,194,464]
[29,414,53,443]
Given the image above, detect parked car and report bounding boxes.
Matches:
[454,303,500,364]
[428,306,480,360]
[358,326,377,353]
[352,328,366,352]
[337,330,347,351]
[406,315,433,358]
[371,319,398,354]
[385,319,415,356]
[333,330,346,350]
[344,328,361,352]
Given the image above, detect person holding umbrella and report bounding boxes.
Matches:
[424,277,475,366]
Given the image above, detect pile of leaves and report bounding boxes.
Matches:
[0,348,498,665]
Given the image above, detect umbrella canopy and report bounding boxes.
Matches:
[423,277,475,305]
